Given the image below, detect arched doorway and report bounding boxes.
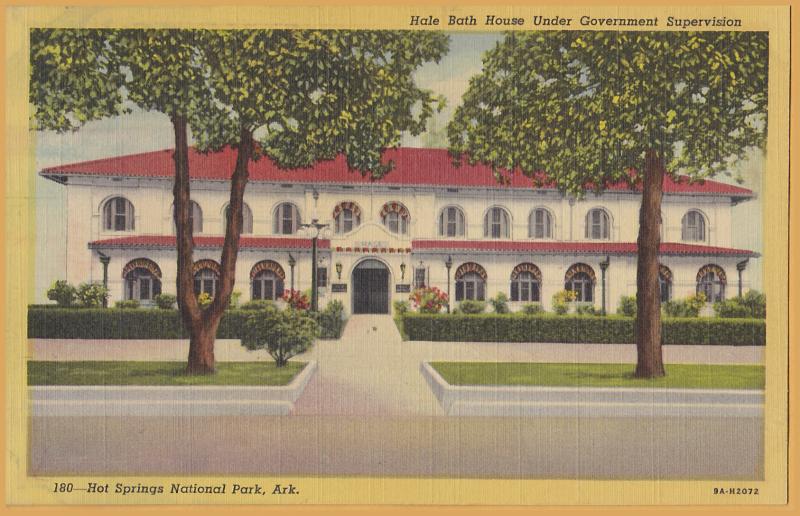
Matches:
[352,259,389,314]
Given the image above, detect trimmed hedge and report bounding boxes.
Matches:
[27,307,340,340]
[402,313,765,346]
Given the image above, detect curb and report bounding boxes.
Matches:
[420,362,764,417]
[30,361,318,416]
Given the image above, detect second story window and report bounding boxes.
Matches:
[439,206,466,237]
[682,210,706,242]
[483,207,510,239]
[172,201,203,234]
[103,197,135,231]
[273,203,300,235]
[529,208,553,239]
[333,202,361,234]
[381,202,409,235]
[225,203,253,234]
[586,208,610,240]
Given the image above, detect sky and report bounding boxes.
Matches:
[33,32,763,301]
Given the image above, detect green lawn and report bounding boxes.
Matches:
[27,361,305,386]
[430,362,764,390]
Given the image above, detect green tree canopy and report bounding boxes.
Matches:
[448,31,768,192]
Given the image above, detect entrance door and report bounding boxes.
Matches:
[352,259,389,314]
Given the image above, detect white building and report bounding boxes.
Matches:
[40,147,757,315]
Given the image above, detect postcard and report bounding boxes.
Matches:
[3,3,792,508]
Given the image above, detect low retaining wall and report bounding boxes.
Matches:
[30,361,317,416]
[421,362,763,417]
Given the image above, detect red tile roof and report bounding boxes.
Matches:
[88,235,330,250]
[42,147,754,197]
[88,235,753,257]
[411,239,755,257]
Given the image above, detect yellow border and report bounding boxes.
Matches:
[2,1,794,511]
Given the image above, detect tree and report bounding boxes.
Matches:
[448,31,767,377]
[31,29,449,373]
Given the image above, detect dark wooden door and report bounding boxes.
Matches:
[353,267,389,314]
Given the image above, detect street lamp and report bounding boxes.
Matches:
[400,261,406,281]
[335,262,342,280]
[445,255,453,313]
[299,218,329,312]
[599,256,610,316]
[98,252,110,308]
[287,253,296,292]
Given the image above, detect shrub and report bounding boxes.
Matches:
[242,308,319,367]
[402,313,765,346]
[282,289,310,311]
[26,307,765,346]
[312,300,347,339]
[458,299,486,314]
[409,286,448,313]
[154,293,177,310]
[663,292,706,318]
[617,295,637,317]
[575,304,598,316]
[46,280,77,307]
[197,292,213,308]
[240,299,277,311]
[714,291,766,318]
[521,303,544,315]
[114,299,140,309]
[229,291,242,309]
[489,292,510,313]
[552,289,576,315]
[76,282,109,308]
[393,300,410,315]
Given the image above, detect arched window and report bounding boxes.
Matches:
[455,263,487,301]
[381,202,409,235]
[439,206,466,237]
[225,203,253,234]
[103,197,135,231]
[565,263,596,302]
[529,208,553,239]
[483,206,510,238]
[122,258,161,302]
[585,209,610,240]
[510,263,542,302]
[696,264,726,302]
[173,201,203,234]
[333,202,361,234]
[250,260,286,300]
[659,265,673,302]
[193,260,220,298]
[273,203,300,235]
[682,210,706,241]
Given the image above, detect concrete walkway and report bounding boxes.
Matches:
[292,315,444,415]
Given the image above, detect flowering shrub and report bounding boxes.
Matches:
[282,289,310,311]
[409,286,448,314]
[552,289,577,315]
[197,292,213,308]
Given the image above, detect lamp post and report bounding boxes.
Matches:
[736,258,749,298]
[335,262,342,280]
[299,219,329,312]
[288,253,296,292]
[599,255,610,316]
[445,255,453,313]
[400,261,406,281]
[98,252,110,308]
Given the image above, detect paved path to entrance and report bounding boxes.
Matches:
[292,315,444,415]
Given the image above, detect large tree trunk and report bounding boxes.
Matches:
[634,150,666,378]
[171,117,253,375]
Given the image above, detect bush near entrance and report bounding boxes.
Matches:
[402,313,765,346]
[27,304,346,340]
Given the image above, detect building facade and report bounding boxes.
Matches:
[41,147,757,315]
